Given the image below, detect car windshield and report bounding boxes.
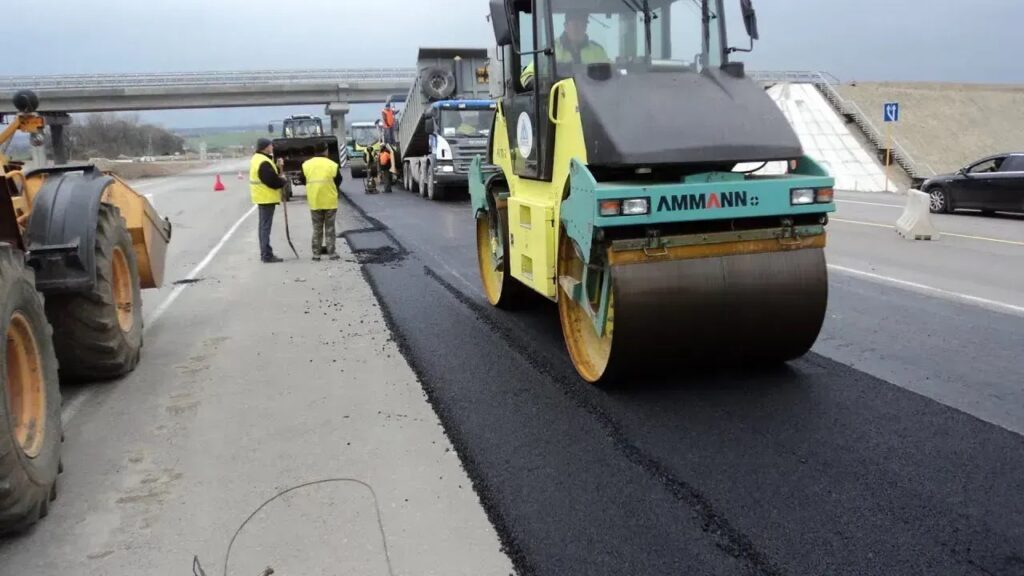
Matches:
[545,0,715,79]
[283,119,323,137]
[439,109,494,138]
[350,126,378,147]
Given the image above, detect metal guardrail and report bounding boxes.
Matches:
[0,68,418,91]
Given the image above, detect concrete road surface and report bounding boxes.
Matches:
[334,180,1023,576]
[0,161,512,575]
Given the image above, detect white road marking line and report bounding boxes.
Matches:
[59,390,92,426]
[828,264,1024,317]
[831,218,1024,246]
[835,199,903,208]
[831,217,893,230]
[145,205,257,327]
[61,205,257,426]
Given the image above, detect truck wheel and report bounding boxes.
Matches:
[46,204,143,381]
[0,244,62,535]
[418,164,428,198]
[404,165,411,191]
[427,169,443,201]
[421,67,456,101]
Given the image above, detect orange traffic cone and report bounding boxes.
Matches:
[213,175,226,192]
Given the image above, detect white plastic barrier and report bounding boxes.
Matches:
[896,189,940,241]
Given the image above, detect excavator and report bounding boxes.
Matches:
[0,90,171,533]
[471,0,836,382]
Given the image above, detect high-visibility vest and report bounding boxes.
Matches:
[520,37,609,86]
[301,156,340,210]
[249,153,281,205]
[383,108,395,128]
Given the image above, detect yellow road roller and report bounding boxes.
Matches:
[471,0,836,382]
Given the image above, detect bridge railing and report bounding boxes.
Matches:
[0,68,418,91]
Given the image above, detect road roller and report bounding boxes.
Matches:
[470,0,836,383]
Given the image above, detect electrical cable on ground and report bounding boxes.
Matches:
[193,478,394,576]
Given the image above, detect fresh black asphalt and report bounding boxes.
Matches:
[340,182,1024,576]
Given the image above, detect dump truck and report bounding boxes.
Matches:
[268,115,341,201]
[346,121,379,179]
[471,0,836,383]
[392,48,497,200]
[0,90,171,533]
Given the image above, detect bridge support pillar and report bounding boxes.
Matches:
[43,113,73,165]
[326,102,350,149]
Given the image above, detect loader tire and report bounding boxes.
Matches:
[46,204,143,381]
[0,244,62,535]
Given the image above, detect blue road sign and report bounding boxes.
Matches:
[884,102,900,123]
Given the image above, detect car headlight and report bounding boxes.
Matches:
[440,165,454,173]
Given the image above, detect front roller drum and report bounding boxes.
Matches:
[557,232,829,383]
[475,206,528,309]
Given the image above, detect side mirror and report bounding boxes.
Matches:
[267,123,274,134]
[489,0,513,47]
[740,0,760,41]
[424,118,435,134]
[957,167,968,175]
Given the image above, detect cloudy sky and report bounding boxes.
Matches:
[4,0,1021,128]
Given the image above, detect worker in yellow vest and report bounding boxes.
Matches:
[250,138,288,263]
[301,142,343,261]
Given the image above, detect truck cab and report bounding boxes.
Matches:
[281,115,324,138]
[426,100,497,185]
[269,114,340,200]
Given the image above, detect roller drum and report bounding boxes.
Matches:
[606,248,828,377]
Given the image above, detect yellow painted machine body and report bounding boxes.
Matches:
[488,82,588,300]
[1,111,170,291]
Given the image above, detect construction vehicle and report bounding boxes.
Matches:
[0,90,171,533]
[471,0,836,383]
[392,49,498,200]
[268,115,341,201]
[346,121,380,179]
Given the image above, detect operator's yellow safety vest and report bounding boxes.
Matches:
[301,156,340,210]
[249,153,281,205]
[520,38,609,86]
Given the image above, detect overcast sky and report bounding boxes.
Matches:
[4,0,1021,128]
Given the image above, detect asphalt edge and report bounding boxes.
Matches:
[339,189,530,576]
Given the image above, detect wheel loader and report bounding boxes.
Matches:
[0,91,171,533]
[470,0,836,383]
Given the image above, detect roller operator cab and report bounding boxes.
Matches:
[470,0,837,383]
[347,121,379,179]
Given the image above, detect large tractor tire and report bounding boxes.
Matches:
[0,244,62,535]
[46,204,143,381]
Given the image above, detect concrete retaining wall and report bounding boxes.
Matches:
[837,82,1024,176]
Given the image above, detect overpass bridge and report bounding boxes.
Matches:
[0,68,419,160]
[1,68,934,183]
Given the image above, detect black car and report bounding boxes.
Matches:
[923,153,1024,214]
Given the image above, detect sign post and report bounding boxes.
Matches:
[883,102,900,192]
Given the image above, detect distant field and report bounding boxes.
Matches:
[185,129,267,151]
